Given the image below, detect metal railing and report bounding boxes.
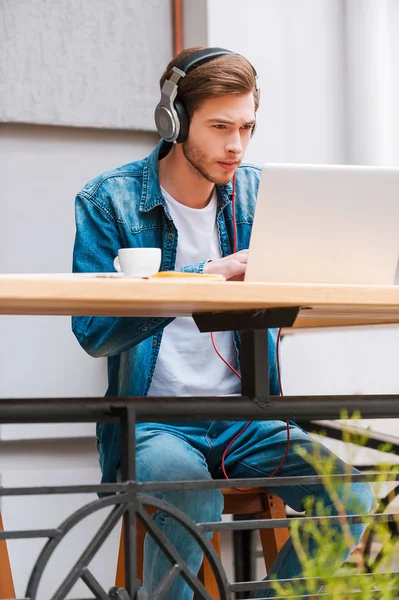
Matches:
[1,308,398,600]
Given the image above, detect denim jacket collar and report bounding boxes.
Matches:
[140,139,232,215]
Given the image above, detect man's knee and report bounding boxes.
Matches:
[136,432,223,523]
[151,487,223,527]
[136,432,208,483]
[345,481,376,515]
[317,477,376,519]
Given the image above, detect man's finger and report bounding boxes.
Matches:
[229,273,245,281]
[228,262,247,278]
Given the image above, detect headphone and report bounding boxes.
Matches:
[154,47,259,144]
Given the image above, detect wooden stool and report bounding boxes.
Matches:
[115,488,290,599]
[0,487,16,599]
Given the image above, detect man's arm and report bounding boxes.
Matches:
[72,193,250,357]
[72,194,205,357]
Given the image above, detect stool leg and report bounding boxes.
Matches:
[0,511,15,599]
[117,514,224,598]
[135,518,147,582]
[195,531,222,600]
[257,494,290,573]
[116,506,157,589]
[233,515,256,600]
[115,521,126,588]
[115,517,147,588]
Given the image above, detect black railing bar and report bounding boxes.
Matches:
[127,393,399,420]
[139,471,399,491]
[199,511,398,532]
[26,496,125,599]
[0,484,128,496]
[51,504,125,600]
[3,394,399,422]
[80,567,110,600]
[246,591,396,600]
[3,394,399,408]
[0,529,61,540]
[248,591,396,600]
[0,470,397,497]
[136,506,216,600]
[151,564,182,599]
[231,570,399,592]
[0,511,394,541]
[306,420,399,453]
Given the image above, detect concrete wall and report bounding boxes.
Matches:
[0,0,172,130]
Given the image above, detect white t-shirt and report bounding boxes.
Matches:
[147,187,241,397]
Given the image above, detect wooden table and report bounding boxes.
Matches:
[1,274,399,599]
[2,273,399,329]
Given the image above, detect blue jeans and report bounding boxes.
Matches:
[133,421,375,599]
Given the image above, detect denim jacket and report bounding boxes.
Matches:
[72,140,280,485]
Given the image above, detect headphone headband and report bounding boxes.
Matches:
[174,47,235,76]
[154,47,259,143]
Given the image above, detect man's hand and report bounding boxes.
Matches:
[204,250,248,281]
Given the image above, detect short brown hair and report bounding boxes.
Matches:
[160,47,259,116]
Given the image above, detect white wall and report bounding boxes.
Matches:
[183,0,399,439]
[183,0,399,166]
[0,123,158,597]
[184,0,349,165]
[344,0,399,164]
[0,123,158,438]
[183,1,399,576]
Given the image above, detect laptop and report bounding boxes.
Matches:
[245,163,399,285]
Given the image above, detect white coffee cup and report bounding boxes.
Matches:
[113,248,162,277]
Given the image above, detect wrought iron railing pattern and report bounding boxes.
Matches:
[1,309,398,599]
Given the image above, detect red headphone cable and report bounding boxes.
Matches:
[210,173,290,491]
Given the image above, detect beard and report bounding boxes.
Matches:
[182,136,236,185]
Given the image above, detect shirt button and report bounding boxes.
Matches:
[167,233,174,240]
[152,338,158,347]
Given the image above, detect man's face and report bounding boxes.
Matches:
[182,92,256,185]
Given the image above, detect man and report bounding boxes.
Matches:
[72,47,375,599]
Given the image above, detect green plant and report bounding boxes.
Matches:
[270,413,399,600]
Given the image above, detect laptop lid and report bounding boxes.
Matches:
[245,163,399,285]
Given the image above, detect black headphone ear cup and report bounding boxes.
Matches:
[174,99,190,143]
